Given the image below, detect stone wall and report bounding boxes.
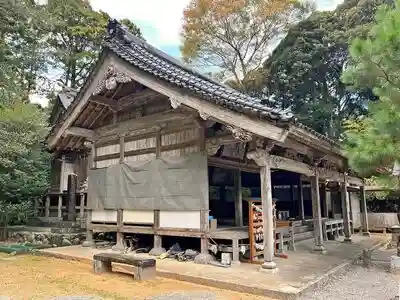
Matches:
[7,231,86,247]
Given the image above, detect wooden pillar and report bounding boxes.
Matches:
[319,183,329,218]
[85,209,93,245]
[341,175,352,242]
[247,148,276,270]
[67,174,77,221]
[298,178,305,220]
[360,186,371,236]
[234,170,243,227]
[200,209,209,254]
[91,143,97,169]
[57,194,62,219]
[119,134,125,163]
[348,191,354,234]
[45,195,50,218]
[153,210,161,248]
[150,209,165,255]
[259,159,275,269]
[79,193,85,219]
[114,209,124,250]
[311,173,325,252]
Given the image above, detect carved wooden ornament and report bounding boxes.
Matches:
[94,65,132,95]
[226,125,252,142]
[169,96,182,109]
[247,148,268,166]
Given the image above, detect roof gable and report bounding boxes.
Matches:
[104,19,294,126]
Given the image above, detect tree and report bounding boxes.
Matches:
[342,0,400,187]
[180,0,313,90]
[250,0,388,138]
[1,0,48,95]
[0,1,52,224]
[45,0,142,89]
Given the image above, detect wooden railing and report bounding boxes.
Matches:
[38,192,87,221]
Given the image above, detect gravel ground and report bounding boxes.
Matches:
[298,265,398,300]
[146,292,217,300]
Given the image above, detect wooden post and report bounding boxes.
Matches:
[114,209,124,251]
[91,143,97,169]
[67,174,77,221]
[155,129,162,158]
[311,173,325,252]
[200,209,209,254]
[348,190,354,234]
[79,193,85,219]
[57,194,62,219]
[299,178,305,220]
[59,156,64,193]
[150,210,164,256]
[321,182,328,218]
[360,186,371,236]
[341,175,352,242]
[119,134,125,163]
[84,209,94,247]
[247,148,276,270]
[234,170,243,227]
[45,195,50,218]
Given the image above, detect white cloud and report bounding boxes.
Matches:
[90,0,191,47]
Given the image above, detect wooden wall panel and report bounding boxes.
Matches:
[125,136,156,152]
[96,158,120,169]
[161,128,197,146]
[96,143,120,157]
[125,153,156,162]
[162,146,200,157]
[159,211,201,229]
[161,128,199,157]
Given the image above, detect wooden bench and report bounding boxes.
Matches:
[93,253,156,280]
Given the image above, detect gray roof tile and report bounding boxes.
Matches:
[104,20,294,125]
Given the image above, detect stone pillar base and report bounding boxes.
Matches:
[362,231,371,237]
[149,247,166,256]
[344,237,352,243]
[82,241,95,247]
[194,253,214,265]
[260,261,276,270]
[313,244,327,254]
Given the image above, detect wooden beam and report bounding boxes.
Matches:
[64,127,97,141]
[117,88,158,110]
[95,109,193,137]
[268,154,363,185]
[109,54,289,143]
[47,55,112,149]
[89,95,117,111]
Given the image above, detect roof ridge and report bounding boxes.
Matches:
[107,19,239,91]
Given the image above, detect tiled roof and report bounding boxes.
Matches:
[104,19,294,126]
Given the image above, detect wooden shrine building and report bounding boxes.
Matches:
[45,20,370,269]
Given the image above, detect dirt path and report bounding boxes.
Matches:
[0,254,275,300]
